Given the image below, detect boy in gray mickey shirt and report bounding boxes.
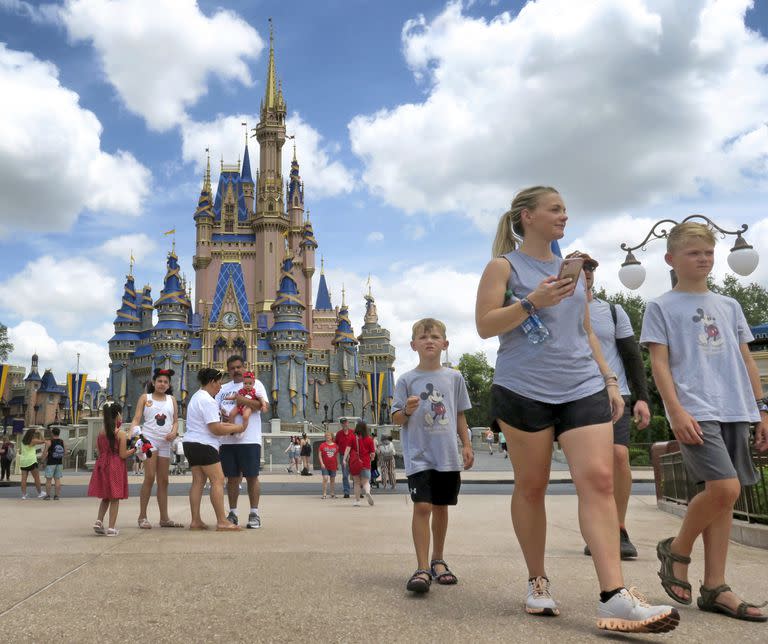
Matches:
[392,318,474,594]
[641,222,767,622]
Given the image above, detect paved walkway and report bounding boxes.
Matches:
[1,493,765,643]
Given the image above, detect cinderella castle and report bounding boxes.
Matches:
[108,28,396,426]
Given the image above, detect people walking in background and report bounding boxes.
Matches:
[299,433,313,476]
[184,368,245,531]
[284,437,298,473]
[567,251,651,560]
[498,431,507,458]
[343,421,375,507]
[377,435,397,490]
[318,431,338,498]
[42,427,66,500]
[475,186,678,632]
[392,318,474,594]
[642,222,768,621]
[1,435,15,481]
[19,428,46,499]
[130,368,182,529]
[485,428,495,454]
[88,402,135,536]
[335,418,355,498]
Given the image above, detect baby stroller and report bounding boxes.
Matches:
[370,453,381,489]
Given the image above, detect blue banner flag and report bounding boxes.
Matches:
[67,372,88,425]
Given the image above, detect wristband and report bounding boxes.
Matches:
[606,382,619,388]
[603,372,618,383]
[520,297,537,315]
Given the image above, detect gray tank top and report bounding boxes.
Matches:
[492,250,604,404]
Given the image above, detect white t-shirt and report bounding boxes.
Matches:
[216,378,269,445]
[183,389,222,450]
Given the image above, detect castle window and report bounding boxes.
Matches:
[225,218,234,232]
[269,203,274,212]
[269,242,273,253]
[258,280,262,293]
[225,204,234,215]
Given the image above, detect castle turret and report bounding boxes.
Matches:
[109,273,141,403]
[193,152,214,281]
[151,250,191,394]
[268,253,308,419]
[331,288,359,397]
[253,20,289,316]
[241,134,254,215]
[311,258,336,350]
[357,283,396,424]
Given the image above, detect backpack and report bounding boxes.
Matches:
[610,302,617,326]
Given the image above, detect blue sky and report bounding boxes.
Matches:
[2,0,768,384]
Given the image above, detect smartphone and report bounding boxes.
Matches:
[557,257,584,284]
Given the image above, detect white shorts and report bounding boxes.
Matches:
[141,431,172,458]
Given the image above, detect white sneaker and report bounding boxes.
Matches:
[37,491,47,499]
[526,576,559,616]
[20,495,28,500]
[353,501,360,507]
[365,491,374,506]
[597,587,679,633]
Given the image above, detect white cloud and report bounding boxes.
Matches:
[0,256,118,332]
[0,0,60,24]
[366,231,384,243]
[60,0,263,131]
[8,321,110,385]
[98,233,157,263]
[323,263,497,375]
[0,44,151,232]
[180,112,355,199]
[349,0,768,231]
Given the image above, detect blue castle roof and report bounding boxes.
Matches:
[114,275,140,324]
[333,305,358,345]
[38,370,66,394]
[209,262,252,324]
[155,252,189,308]
[315,273,332,310]
[134,344,153,358]
[241,143,253,183]
[273,256,304,309]
[213,171,250,221]
[751,323,768,341]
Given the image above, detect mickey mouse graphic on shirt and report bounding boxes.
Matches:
[420,384,449,426]
[154,413,167,426]
[692,307,724,350]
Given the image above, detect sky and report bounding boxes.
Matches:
[1,0,768,386]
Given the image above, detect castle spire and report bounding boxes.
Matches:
[204,147,211,194]
[264,18,277,112]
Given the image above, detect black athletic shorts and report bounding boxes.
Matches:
[490,384,612,439]
[407,469,461,506]
[183,442,220,467]
[613,396,632,446]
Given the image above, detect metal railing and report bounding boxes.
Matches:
[659,446,768,525]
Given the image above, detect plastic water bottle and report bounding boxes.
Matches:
[506,291,550,344]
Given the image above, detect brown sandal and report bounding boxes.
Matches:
[656,537,692,605]
[697,584,767,622]
[159,520,184,528]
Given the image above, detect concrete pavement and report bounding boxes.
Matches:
[1,492,766,643]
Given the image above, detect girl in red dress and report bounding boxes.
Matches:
[88,402,135,536]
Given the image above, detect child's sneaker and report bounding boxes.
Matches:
[526,576,560,616]
[38,491,48,499]
[596,587,679,633]
[364,490,374,506]
[20,494,28,500]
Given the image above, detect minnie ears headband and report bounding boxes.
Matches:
[242,371,255,379]
[153,368,175,378]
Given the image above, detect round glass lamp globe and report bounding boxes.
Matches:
[727,247,759,276]
[619,263,646,290]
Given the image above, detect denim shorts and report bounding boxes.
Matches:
[321,468,337,477]
[45,464,64,479]
[359,468,371,480]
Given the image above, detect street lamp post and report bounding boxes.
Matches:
[619,215,759,289]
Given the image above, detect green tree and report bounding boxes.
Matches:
[0,322,12,362]
[708,274,768,327]
[457,351,494,428]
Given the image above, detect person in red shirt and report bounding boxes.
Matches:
[343,421,376,507]
[334,418,355,498]
[318,431,339,499]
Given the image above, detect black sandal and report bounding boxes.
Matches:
[697,584,767,622]
[430,559,458,585]
[656,537,692,605]
[406,569,432,594]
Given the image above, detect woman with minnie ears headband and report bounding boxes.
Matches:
[130,368,183,529]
